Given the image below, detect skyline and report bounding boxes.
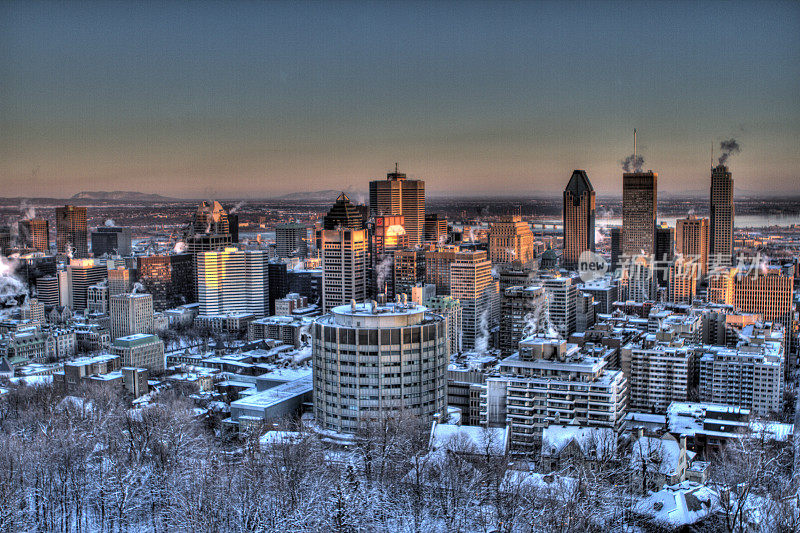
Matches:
[2,1,799,198]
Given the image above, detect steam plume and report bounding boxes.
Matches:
[621,154,645,173]
[718,138,741,166]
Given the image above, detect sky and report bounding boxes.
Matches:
[1,1,799,199]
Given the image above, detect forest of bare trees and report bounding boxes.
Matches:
[0,380,797,532]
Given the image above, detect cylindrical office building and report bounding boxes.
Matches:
[313,300,448,433]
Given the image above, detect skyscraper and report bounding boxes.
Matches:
[56,205,88,257]
[67,259,107,311]
[192,201,231,235]
[499,285,547,354]
[91,226,132,257]
[488,215,535,265]
[667,255,701,303]
[197,248,269,317]
[424,213,448,244]
[138,254,194,310]
[18,218,49,253]
[654,222,675,287]
[562,170,596,269]
[110,293,154,339]
[676,215,709,275]
[323,193,367,231]
[107,266,135,296]
[622,171,657,257]
[710,164,734,266]
[424,245,461,295]
[268,261,289,315]
[318,228,368,312]
[369,165,425,247]
[275,223,309,259]
[450,250,496,350]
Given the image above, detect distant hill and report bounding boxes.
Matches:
[71,191,178,201]
[276,190,352,201]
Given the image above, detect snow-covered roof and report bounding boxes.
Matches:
[541,425,617,458]
[429,422,508,456]
[630,436,683,475]
[635,481,717,527]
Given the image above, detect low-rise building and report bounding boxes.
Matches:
[111,333,165,373]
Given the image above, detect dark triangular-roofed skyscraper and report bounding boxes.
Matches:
[323,193,367,230]
[562,170,596,269]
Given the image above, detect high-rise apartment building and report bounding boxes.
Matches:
[197,248,269,317]
[489,215,535,265]
[539,274,578,338]
[622,328,693,412]
[425,296,462,355]
[275,223,309,259]
[56,205,88,257]
[562,170,596,269]
[369,166,425,247]
[676,215,709,275]
[481,338,627,454]
[18,218,49,253]
[698,323,784,417]
[91,226,132,257]
[499,285,547,354]
[318,228,368,312]
[450,250,498,350]
[67,259,107,311]
[312,301,447,433]
[110,293,154,339]
[622,171,657,257]
[709,164,734,266]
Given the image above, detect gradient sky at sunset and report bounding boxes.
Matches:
[1,1,798,198]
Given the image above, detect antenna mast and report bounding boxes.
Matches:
[633,128,637,159]
[711,142,714,170]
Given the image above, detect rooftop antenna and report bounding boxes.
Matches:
[395,162,398,173]
[633,128,637,160]
[711,142,714,170]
